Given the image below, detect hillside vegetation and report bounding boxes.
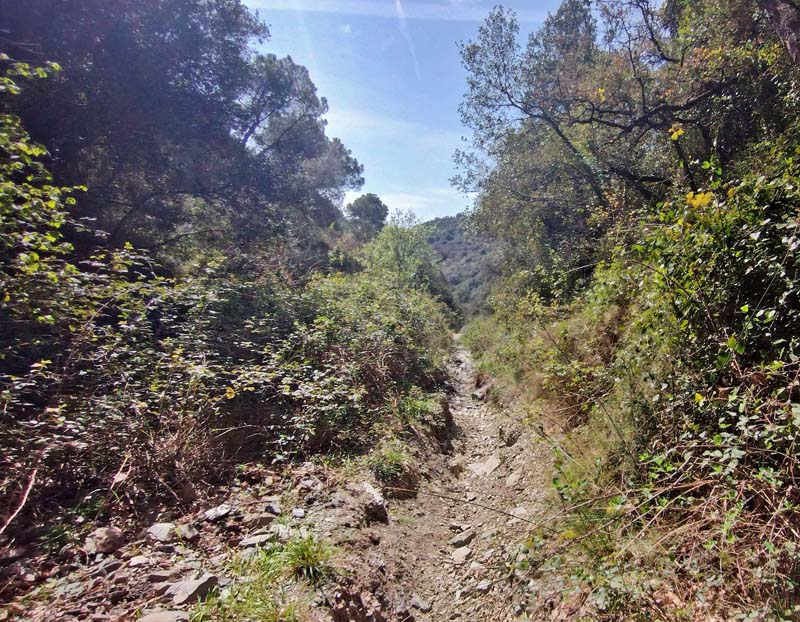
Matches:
[457,0,800,618]
[425,214,499,317]
[5,0,800,619]
[0,3,452,596]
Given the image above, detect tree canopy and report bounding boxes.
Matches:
[0,0,363,264]
[345,193,389,240]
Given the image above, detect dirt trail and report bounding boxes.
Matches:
[8,346,555,622]
[372,345,554,621]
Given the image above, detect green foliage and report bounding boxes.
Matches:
[2,0,363,264]
[369,440,411,484]
[282,535,334,584]
[425,214,498,317]
[344,193,389,241]
[457,0,800,301]
[461,1,800,614]
[361,214,455,310]
[194,535,334,621]
[0,66,452,542]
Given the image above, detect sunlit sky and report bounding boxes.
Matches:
[244,0,561,220]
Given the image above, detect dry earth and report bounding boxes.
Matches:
[353,345,554,621]
[3,346,559,622]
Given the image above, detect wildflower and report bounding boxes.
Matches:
[685,191,714,208]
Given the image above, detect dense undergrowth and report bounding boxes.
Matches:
[465,125,800,619]
[458,0,800,618]
[0,62,452,562]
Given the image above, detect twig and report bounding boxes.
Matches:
[0,468,37,535]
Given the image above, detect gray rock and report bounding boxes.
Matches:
[203,504,232,522]
[410,593,432,613]
[89,527,124,553]
[91,559,122,576]
[468,455,501,477]
[243,513,275,529]
[449,530,475,548]
[451,546,472,564]
[475,579,491,594]
[362,482,389,523]
[471,383,491,401]
[448,457,466,476]
[291,508,305,519]
[140,612,189,622]
[175,524,199,541]
[147,569,178,583]
[298,478,322,492]
[172,573,218,605]
[147,523,176,543]
[269,523,292,542]
[240,534,273,548]
[265,501,282,516]
[128,555,151,567]
[468,561,486,577]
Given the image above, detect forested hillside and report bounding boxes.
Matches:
[425,214,498,317]
[457,0,800,618]
[5,0,800,620]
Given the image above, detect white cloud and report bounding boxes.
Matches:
[325,107,464,149]
[247,0,549,23]
[339,23,352,34]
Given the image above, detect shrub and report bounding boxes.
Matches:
[0,64,453,544]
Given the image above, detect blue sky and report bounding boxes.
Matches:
[244,0,561,221]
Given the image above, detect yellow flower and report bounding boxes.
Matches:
[225,387,236,399]
[597,87,606,103]
[685,191,714,208]
[669,124,685,140]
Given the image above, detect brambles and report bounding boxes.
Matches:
[0,65,452,552]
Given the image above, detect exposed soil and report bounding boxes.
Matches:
[4,346,556,621]
[337,345,554,621]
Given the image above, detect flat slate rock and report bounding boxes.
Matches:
[410,593,432,613]
[240,534,273,548]
[140,612,189,622]
[451,546,472,564]
[175,524,199,541]
[265,502,282,516]
[203,504,232,522]
[172,573,218,605]
[147,523,175,543]
[468,455,501,477]
[448,529,476,548]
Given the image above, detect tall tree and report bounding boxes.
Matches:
[0,0,363,261]
[345,193,389,240]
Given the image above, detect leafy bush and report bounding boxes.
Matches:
[0,65,452,543]
[466,127,800,616]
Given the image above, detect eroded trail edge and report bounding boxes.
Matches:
[345,345,554,621]
[15,347,555,622]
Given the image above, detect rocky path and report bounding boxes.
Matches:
[6,346,555,622]
[370,346,554,621]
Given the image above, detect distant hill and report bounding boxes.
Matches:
[424,214,498,317]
